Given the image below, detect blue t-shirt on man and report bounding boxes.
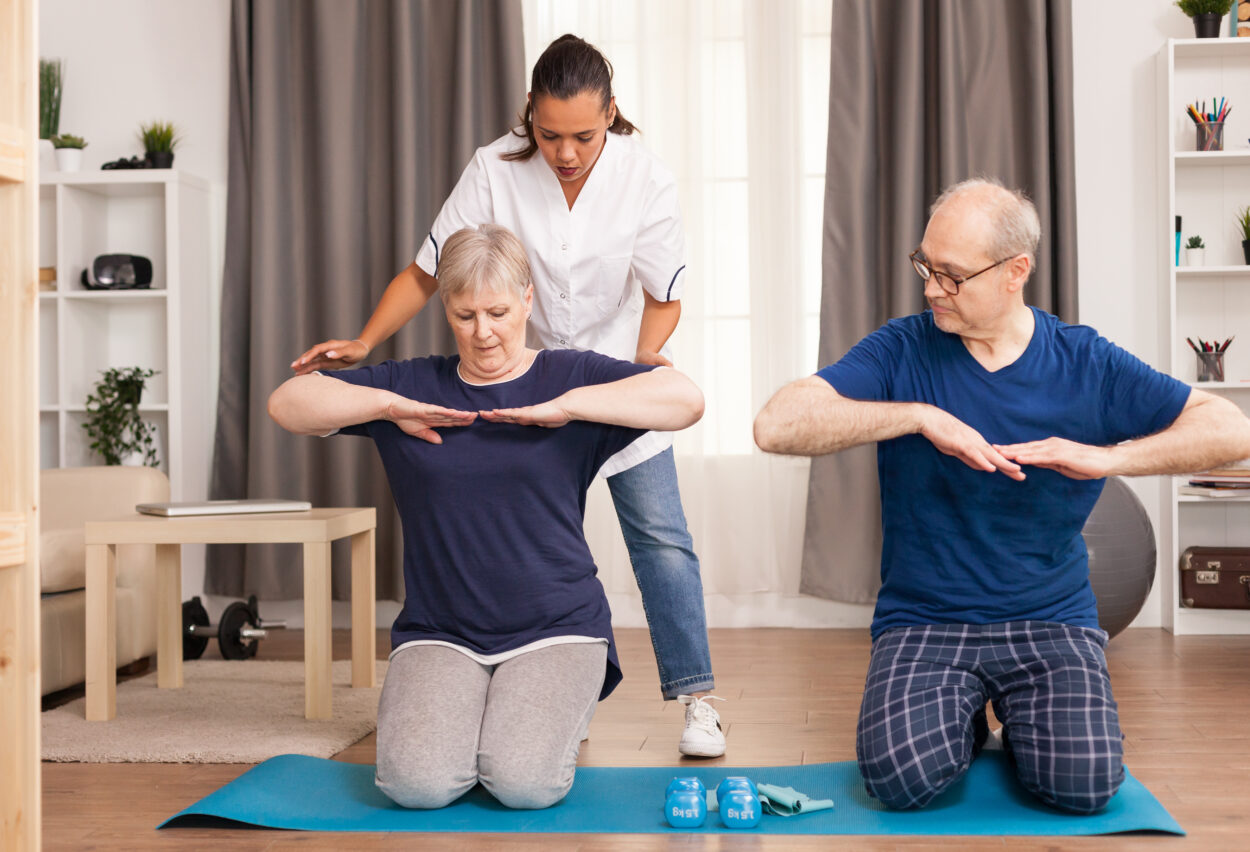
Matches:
[328,349,652,699]
[816,307,1190,638]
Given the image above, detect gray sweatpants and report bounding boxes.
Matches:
[375,642,607,810]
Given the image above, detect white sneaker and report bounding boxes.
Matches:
[677,694,726,757]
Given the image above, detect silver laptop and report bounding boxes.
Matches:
[135,498,313,517]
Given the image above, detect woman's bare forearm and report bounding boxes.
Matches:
[267,374,395,435]
[560,368,704,431]
[636,292,681,361]
[356,262,439,351]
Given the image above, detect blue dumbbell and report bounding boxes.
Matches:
[716,776,761,829]
[665,775,706,802]
[715,775,758,804]
[665,785,707,828]
[720,787,761,828]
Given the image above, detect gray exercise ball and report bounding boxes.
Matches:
[1082,477,1156,639]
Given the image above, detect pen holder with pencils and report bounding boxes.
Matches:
[1196,121,1225,152]
[1196,350,1225,382]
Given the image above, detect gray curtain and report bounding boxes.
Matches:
[801,0,1077,603]
[208,0,525,601]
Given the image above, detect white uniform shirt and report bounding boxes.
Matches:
[415,130,688,477]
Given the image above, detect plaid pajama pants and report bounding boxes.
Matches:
[856,621,1124,814]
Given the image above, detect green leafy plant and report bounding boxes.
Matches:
[39,58,64,140]
[1187,235,1206,249]
[1238,206,1250,242]
[1175,0,1233,16]
[82,367,160,467]
[138,120,181,154]
[51,133,86,150]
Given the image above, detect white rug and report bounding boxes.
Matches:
[42,659,387,763]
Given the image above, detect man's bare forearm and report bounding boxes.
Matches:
[754,376,925,456]
[1107,391,1250,476]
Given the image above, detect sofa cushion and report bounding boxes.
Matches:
[41,527,86,593]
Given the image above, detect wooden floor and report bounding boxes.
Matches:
[41,627,1250,850]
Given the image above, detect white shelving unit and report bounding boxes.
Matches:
[1157,38,1250,635]
[38,169,212,505]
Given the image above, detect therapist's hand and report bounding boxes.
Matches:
[635,350,673,368]
[291,338,370,376]
[479,400,572,428]
[385,398,476,444]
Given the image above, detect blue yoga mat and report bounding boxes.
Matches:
[159,752,1183,836]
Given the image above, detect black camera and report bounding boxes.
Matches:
[80,254,154,290]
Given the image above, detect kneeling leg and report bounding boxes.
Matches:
[856,626,987,809]
[992,624,1124,814]
[374,644,489,808]
[478,643,607,809]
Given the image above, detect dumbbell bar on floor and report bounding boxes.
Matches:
[181,595,286,660]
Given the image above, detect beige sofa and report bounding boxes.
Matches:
[40,466,168,695]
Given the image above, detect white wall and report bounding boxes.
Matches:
[38,0,1198,630]
[1072,0,1204,627]
[40,0,232,600]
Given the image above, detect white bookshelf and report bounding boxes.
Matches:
[38,169,212,505]
[1157,38,1250,634]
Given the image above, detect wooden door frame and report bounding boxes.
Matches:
[1,0,42,848]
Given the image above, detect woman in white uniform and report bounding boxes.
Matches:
[293,34,724,757]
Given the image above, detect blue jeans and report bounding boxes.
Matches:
[606,447,714,699]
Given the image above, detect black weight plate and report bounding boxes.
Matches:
[182,597,210,660]
[218,600,259,660]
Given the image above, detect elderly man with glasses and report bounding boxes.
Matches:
[753,177,1250,814]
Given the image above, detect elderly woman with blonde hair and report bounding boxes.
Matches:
[268,223,704,810]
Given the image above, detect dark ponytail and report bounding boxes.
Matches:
[502,34,638,162]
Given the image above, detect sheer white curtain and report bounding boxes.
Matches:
[523,0,836,623]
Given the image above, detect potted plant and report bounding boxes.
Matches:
[138,120,181,169]
[1185,235,1207,266]
[82,366,160,466]
[1176,0,1233,38]
[51,133,86,172]
[1239,206,1250,264]
[39,58,63,172]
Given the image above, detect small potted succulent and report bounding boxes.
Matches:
[1185,235,1207,266]
[1175,0,1233,38]
[138,120,181,169]
[1238,206,1250,264]
[51,133,86,172]
[82,366,160,466]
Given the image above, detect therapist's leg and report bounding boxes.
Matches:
[606,447,723,757]
[477,643,607,809]
[375,644,488,808]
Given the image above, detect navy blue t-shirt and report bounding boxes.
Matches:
[327,349,652,700]
[816,307,1190,638]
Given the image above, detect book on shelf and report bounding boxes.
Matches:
[1188,467,1250,486]
[1179,485,1250,498]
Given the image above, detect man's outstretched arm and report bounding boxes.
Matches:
[997,389,1250,480]
[753,376,1024,480]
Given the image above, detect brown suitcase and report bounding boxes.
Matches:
[1179,546,1250,609]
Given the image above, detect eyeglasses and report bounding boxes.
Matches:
[909,249,1014,296]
